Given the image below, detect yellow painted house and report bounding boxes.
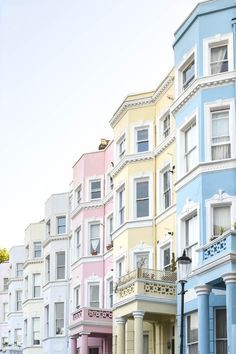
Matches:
[109,71,177,354]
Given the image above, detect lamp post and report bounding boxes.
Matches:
[176,250,192,354]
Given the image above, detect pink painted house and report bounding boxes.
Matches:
[69,140,113,354]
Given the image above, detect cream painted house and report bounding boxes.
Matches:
[22,221,44,354]
[110,71,177,354]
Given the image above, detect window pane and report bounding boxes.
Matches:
[164,248,170,267]
[187,312,198,343]
[136,253,149,268]
[213,206,230,236]
[91,180,101,199]
[210,45,228,74]
[57,216,66,234]
[183,60,195,89]
[137,129,149,152]
[136,181,149,217]
[55,303,64,335]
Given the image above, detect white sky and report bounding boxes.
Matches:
[0,0,201,249]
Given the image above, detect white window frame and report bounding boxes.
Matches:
[107,213,113,245]
[89,222,101,255]
[133,251,150,270]
[134,178,150,219]
[106,278,113,308]
[75,227,81,260]
[161,112,171,140]
[33,273,41,298]
[16,290,22,311]
[176,47,196,95]
[131,244,153,271]
[90,179,102,200]
[3,302,8,322]
[74,285,80,309]
[186,312,198,354]
[57,216,66,235]
[160,164,172,211]
[206,192,236,242]
[88,282,100,308]
[204,99,235,162]
[16,263,23,278]
[116,256,125,279]
[45,305,49,338]
[203,33,233,76]
[177,109,199,179]
[45,255,50,283]
[135,126,149,153]
[116,134,126,160]
[117,184,125,226]
[215,307,227,354]
[55,302,64,336]
[75,184,82,206]
[56,252,66,280]
[32,317,40,346]
[33,242,41,258]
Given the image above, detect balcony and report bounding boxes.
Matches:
[72,307,112,323]
[115,268,177,302]
[199,230,236,265]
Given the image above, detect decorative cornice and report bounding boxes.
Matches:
[23,258,43,269]
[154,132,175,156]
[43,234,70,248]
[194,284,212,296]
[171,71,236,114]
[71,194,113,220]
[110,75,174,128]
[175,159,236,192]
[110,152,154,178]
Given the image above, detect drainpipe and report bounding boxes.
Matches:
[232,18,236,70]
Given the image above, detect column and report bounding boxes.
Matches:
[70,336,77,354]
[80,331,90,354]
[223,272,236,354]
[194,284,211,354]
[133,311,145,354]
[115,317,126,354]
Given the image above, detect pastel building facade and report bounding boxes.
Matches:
[43,193,70,354]
[22,221,44,354]
[172,0,236,353]
[0,262,9,351]
[69,140,113,354]
[6,246,24,354]
[110,73,177,354]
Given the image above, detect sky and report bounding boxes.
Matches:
[0,0,202,249]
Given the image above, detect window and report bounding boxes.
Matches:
[45,255,50,282]
[89,283,99,308]
[56,252,65,280]
[33,274,41,298]
[90,180,101,200]
[3,302,8,321]
[45,305,49,337]
[210,44,228,75]
[163,246,171,270]
[32,317,40,345]
[182,56,195,90]
[46,220,51,236]
[212,205,230,237]
[163,114,170,139]
[107,214,113,245]
[24,319,27,346]
[135,252,149,269]
[184,120,197,172]
[136,180,149,218]
[211,108,230,160]
[15,328,22,346]
[74,286,80,309]
[2,337,8,346]
[3,278,8,291]
[34,242,41,258]
[143,334,149,354]
[108,279,113,308]
[16,290,22,311]
[76,185,82,205]
[187,312,198,354]
[136,128,149,152]
[118,135,125,159]
[75,227,81,260]
[90,223,100,254]
[118,186,125,225]
[185,214,198,269]
[25,276,28,299]
[57,216,66,234]
[116,258,124,278]
[55,302,64,335]
[25,245,29,259]
[162,169,171,210]
[16,263,23,277]
[216,308,227,354]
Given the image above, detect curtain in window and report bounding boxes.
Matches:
[213,206,230,236]
[212,110,230,160]
[210,45,228,74]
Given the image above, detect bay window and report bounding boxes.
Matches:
[55,302,64,335]
[211,108,230,160]
[57,216,66,235]
[89,283,99,308]
[210,44,228,75]
[32,317,40,345]
[33,273,41,298]
[89,223,100,254]
[212,205,230,237]
[90,180,101,200]
[136,180,149,218]
[136,128,149,152]
[56,252,65,280]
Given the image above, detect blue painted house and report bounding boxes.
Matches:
[172,0,236,353]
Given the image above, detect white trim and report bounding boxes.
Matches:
[130,121,153,154]
[203,32,234,76]
[85,277,101,308]
[175,46,197,97]
[158,161,173,213]
[176,108,199,180]
[130,243,153,270]
[157,234,173,270]
[204,98,236,162]
[115,131,127,163]
[131,174,153,220]
[88,177,103,201]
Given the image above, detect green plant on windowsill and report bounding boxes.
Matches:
[233,222,236,230]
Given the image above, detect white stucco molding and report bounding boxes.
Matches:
[222,272,236,284]
[194,284,212,296]
[132,311,145,319]
[115,316,127,325]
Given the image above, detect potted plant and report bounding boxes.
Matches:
[91,250,97,255]
[233,222,236,230]
[106,241,113,250]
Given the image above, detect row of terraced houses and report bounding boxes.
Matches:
[1,1,236,353]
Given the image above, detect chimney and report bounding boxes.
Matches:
[98,138,110,150]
